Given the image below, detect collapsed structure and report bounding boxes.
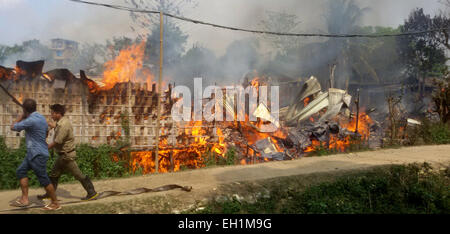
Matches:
[0,56,380,174]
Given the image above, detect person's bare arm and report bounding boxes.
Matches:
[10,114,25,131]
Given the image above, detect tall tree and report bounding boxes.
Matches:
[218,38,261,82]
[0,40,51,68]
[125,0,195,70]
[293,0,375,88]
[0,44,25,65]
[177,45,217,79]
[325,0,371,87]
[397,9,447,82]
[258,10,303,55]
[72,42,108,75]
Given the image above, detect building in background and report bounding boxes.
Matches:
[50,38,78,67]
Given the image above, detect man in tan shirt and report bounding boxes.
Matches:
[38,104,98,201]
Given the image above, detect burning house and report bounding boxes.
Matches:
[0,60,177,149]
[0,40,383,175]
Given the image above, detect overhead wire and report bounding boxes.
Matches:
[68,0,449,38]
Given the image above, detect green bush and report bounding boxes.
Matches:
[196,163,450,214]
[427,122,450,144]
[74,144,128,179]
[287,163,449,214]
[0,137,27,189]
[0,137,129,190]
[408,120,450,145]
[218,147,237,166]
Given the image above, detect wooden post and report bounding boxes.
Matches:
[155,11,164,174]
[354,88,360,135]
[329,64,336,89]
[170,150,174,172]
[81,83,86,144]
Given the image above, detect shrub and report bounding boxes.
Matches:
[408,119,450,145]
[195,163,450,214]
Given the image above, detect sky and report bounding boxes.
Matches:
[0,0,446,55]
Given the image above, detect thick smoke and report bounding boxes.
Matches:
[0,0,444,96]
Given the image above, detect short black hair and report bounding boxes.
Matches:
[50,104,65,116]
[23,99,37,114]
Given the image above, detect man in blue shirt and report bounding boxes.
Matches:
[10,99,60,210]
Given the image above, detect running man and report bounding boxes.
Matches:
[38,104,98,201]
[10,99,60,210]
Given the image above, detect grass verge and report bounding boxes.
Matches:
[189,163,450,214]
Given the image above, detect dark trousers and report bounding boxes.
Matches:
[49,151,86,181]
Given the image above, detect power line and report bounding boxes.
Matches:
[68,0,449,38]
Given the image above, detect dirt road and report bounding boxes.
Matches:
[1,145,449,213]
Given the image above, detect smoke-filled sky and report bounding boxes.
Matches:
[0,0,445,55]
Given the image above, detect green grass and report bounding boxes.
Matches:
[191,163,450,214]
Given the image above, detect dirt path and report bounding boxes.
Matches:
[1,145,449,213]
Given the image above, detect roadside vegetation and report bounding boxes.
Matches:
[1,119,448,190]
[189,163,450,214]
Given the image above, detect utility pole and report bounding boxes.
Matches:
[155,11,164,174]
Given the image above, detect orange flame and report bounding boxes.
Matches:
[130,121,229,174]
[305,112,373,153]
[101,41,152,90]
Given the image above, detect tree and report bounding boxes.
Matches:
[397,8,447,83]
[0,40,51,68]
[72,42,108,75]
[218,38,261,82]
[0,44,25,65]
[431,13,450,51]
[346,26,403,85]
[175,44,218,85]
[325,0,369,35]
[105,37,137,58]
[291,0,377,88]
[324,0,372,87]
[145,22,188,69]
[258,10,303,55]
[125,0,195,70]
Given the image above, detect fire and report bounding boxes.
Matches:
[17,94,23,105]
[129,110,289,174]
[101,41,152,90]
[251,77,260,87]
[211,127,226,155]
[42,73,52,82]
[342,112,373,139]
[129,121,230,174]
[304,112,373,153]
[303,97,310,107]
[112,72,373,173]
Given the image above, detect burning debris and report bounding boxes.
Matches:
[0,59,380,175]
[0,41,383,175]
